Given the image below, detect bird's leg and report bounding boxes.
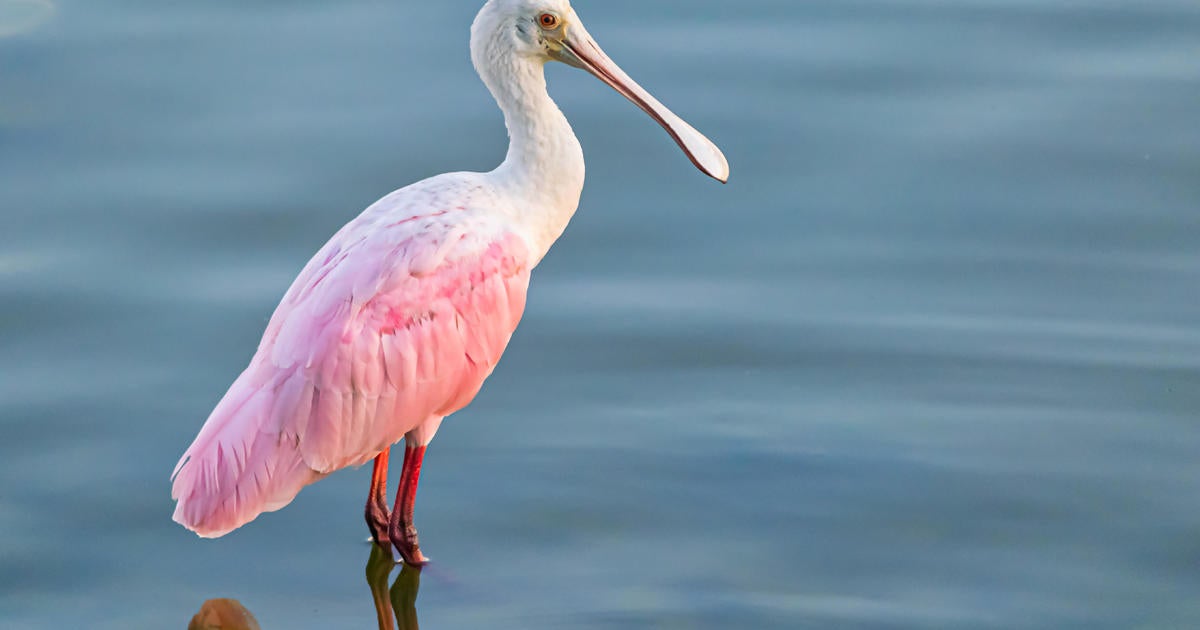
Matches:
[365,450,391,548]
[389,444,429,566]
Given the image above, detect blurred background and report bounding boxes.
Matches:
[2,0,1198,628]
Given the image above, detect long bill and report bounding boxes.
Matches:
[550,21,730,183]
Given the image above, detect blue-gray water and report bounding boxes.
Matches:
[2,0,1198,628]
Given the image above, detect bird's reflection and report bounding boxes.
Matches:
[189,548,420,630]
[188,598,261,630]
[366,545,422,630]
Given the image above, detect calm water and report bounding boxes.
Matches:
[2,0,1199,628]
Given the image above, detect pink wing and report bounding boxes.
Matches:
[171,206,531,538]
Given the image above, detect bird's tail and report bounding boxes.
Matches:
[170,368,321,538]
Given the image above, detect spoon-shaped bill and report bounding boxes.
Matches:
[551,22,730,183]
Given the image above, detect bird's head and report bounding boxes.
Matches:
[472,0,729,183]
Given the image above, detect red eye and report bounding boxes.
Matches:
[539,13,560,29]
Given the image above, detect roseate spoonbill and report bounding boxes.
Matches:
[170,0,728,565]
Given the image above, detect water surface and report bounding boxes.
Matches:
[2,0,1198,628]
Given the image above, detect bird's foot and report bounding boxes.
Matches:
[366,507,392,549]
[391,524,429,566]
[396,543,429,567]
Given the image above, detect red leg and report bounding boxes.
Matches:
[365,451,391,548]
[389,445,429,565]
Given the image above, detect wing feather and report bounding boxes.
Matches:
[172,190,533,537]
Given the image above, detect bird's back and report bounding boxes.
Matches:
[171,173,533,537]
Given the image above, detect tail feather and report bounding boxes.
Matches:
[171,368,321,538]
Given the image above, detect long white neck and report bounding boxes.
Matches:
[471,17,586,263]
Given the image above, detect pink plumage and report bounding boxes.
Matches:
[171,177,531,537]
[170,0,726,562]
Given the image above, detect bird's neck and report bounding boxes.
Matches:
[478,54,585,263]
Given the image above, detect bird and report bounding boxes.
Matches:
[170,0,728,566]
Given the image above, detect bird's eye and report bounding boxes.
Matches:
[538,13,560,29]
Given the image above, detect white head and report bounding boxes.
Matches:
[471,0,729,183]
